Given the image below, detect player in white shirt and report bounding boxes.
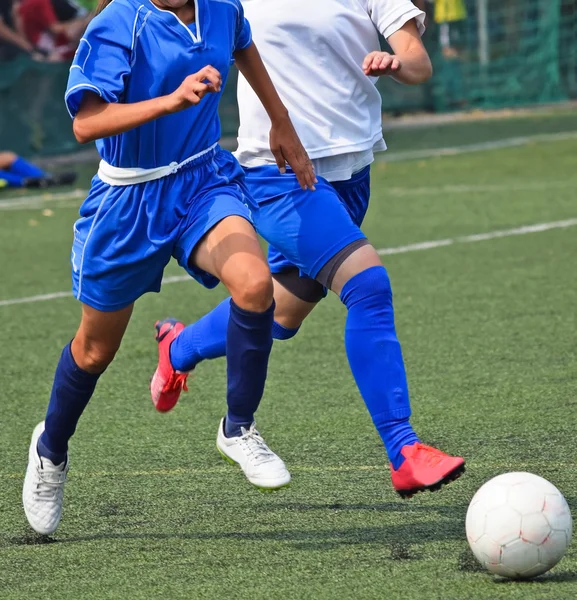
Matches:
[157,0,465,497]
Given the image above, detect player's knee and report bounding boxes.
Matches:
[340,265,392,309]
[232,270,274,312]
[73,338,119,373]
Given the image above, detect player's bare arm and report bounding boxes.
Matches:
[233,42,316,191]
[362,19,432,84]
[73,66,222,144]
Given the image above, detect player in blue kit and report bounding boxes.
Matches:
[153,0,465,498]
[22,0,315,535]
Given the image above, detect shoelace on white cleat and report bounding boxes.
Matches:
[238,425,276,464]
[34,463,67,500]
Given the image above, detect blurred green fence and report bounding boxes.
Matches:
[1,0,576,157]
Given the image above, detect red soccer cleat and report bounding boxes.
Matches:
[150,318,190,412]
[390,443,465,499]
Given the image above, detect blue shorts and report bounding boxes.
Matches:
[72,148,252,312]
[244,165,371,280]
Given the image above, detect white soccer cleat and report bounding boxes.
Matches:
[216,418,291,490]
[22,421,69,535]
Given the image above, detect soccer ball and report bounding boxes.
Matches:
[466,472,573,579]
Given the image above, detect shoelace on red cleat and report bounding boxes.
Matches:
[412,443,447,468]
[162,371,188,394]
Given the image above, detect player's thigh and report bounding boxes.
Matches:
[192,214,265,280]
[172,173,273,311]
[246,168,365,280]
[193,215,273,310]
[329,244,383,296]
[72,303,134,373]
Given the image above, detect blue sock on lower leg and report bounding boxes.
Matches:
[10,156,46,179]
[272,321,300,340]
[340,266,419,470]
[224,300,275,438]
[170,298,231,371]
[37,343,101,464]
[170,298,300,372]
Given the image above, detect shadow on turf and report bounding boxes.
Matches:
[494,572,577,584]
[275,502,465,518]
[459,549,577,583]
[5,515,464,554]
[4,500,469,553]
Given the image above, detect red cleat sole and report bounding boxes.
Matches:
[396,461,466,499]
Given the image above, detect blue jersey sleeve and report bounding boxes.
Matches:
[65,5,133,118]
[234,1,252,51]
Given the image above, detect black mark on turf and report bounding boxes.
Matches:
[390,543,414,561]
[8,534,56,546]
[458,549,485,573]
[99,503,120,517]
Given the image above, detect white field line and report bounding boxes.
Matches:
[1,217,576,309]
[0,189,85,210]
[377,218,577,256]
[2,461,575,479]
[386,180,574,197]
[381,130,577,162]
[1,129,577,211]
[0,200,84,212]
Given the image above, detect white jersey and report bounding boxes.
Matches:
[235,0,425,181]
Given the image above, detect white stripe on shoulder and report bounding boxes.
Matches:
[131,5,146,51]
[136,10,152,39]
[131,8,152,65]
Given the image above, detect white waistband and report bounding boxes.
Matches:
[97,143,219,186]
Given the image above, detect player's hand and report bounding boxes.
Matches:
[362,51,401,77]
[167,66,222,112]
[269,117,317,191]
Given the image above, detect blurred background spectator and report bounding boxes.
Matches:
[429,0,468,108]
[0,0,35,61]
[18,0,91,61]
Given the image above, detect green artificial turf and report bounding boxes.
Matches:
[0,132,575,599]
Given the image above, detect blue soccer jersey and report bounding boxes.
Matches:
[65,0,252,168]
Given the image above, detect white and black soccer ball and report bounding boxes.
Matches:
[466,472,573,579]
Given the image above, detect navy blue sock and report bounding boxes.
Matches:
[225,300,274,437]
[10,156,46,178]
[0,170,25,187]
[37,343,101,464]
[224,414,251,438]
[170,298,299,372]
[340,266,419,470]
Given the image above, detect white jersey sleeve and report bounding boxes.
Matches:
[365,0,426,40]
